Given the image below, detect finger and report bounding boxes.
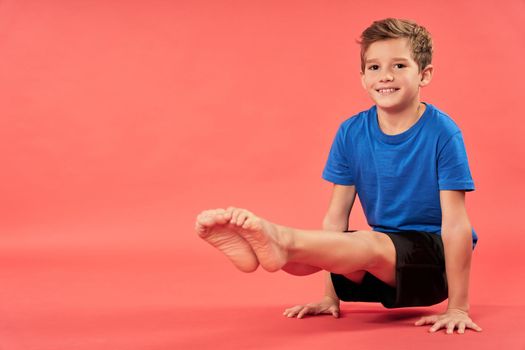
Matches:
[284,309,297,318]
[297,306,313,319]
[414,317,426,326]
[429,320,446,333]
[330,307,340,318]
[457,322,466,334]
[296,307,310,319]
[286,305,303,316]
[467,322,483,332]
[415,316,436,326]
[283,306,301,317]
[446,321,456,334]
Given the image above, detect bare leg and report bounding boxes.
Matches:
[282,262,322,276]
[196,208,396,286]
[285,227,395,286]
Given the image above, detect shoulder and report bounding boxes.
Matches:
[425,103,462,138]
[424,104,472,159]
[338,105,374,134]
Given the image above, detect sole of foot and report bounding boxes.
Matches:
[196,209,259,273]
[222,207,288,272]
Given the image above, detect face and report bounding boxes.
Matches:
[361,38,433,113]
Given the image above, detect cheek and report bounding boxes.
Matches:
[362,76,374,88]
[399,74,418,86]
[360,76,368,90]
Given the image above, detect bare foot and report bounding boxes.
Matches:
[221,207,289,272]
[195,209,259,272]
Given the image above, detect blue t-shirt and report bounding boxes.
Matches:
[322,103,477,247]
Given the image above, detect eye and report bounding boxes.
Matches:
[394,63,406,69]
[368,64,379,71]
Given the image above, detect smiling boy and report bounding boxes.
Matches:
[195,18,481,334]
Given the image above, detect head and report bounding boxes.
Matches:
[359,18,434,112]
[359,18,433,74]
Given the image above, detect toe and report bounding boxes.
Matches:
[214,211,229,225]
[242,218,253,229]
[223,210,232,221]
[197,210,221,226]
[231,210,241,225]
[236,212,248,226]
[197,214,213,227]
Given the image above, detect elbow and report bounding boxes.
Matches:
[442,220,471,233]
[322,212,349,231]
[441,221,472,247]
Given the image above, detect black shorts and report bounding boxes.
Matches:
[331,230,448,308]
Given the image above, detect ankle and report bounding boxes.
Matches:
[275,224,295,253]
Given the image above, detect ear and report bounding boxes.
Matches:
[419,64,434,87]
[360,71,366,90]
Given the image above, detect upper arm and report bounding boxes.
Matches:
[322,123,355,186]
[439,190,471,231]
[437,132,475,191]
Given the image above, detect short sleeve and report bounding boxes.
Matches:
[322,124,355,185]
[437,132,475,191]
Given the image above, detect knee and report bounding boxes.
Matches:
[351,231,391,270]
[369,232,396,272]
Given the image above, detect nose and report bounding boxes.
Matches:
[379,69,394,82]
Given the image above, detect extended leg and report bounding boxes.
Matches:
[196,208,396,286]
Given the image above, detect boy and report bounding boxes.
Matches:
[195,18,482,334]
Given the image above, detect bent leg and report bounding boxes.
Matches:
[282,262,322,276]
[281,233,385,283]
[285,228,396,286]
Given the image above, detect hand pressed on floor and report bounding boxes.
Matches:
[283,296,340,319]
[415,308,482,334]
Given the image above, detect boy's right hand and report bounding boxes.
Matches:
[283,296,340,319]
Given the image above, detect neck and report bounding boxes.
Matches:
[377,100,425,135]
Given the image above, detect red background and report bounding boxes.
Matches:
[1,0,524,349]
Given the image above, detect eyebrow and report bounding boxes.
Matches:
[365,57,411,63]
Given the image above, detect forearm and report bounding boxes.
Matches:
[321,184,355,301]
[322,215,349,232]
[324,270,340,302]
[322,215,349,300]
[442,223,473,313]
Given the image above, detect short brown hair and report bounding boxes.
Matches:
[359,18,433,73]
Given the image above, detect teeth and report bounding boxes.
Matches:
[378,88,397,94]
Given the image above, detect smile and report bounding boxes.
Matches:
[376,88,399,95]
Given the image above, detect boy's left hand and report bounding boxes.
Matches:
[414,308,482,334]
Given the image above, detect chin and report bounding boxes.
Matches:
[374,100,401,109]
[376,103,407,113]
